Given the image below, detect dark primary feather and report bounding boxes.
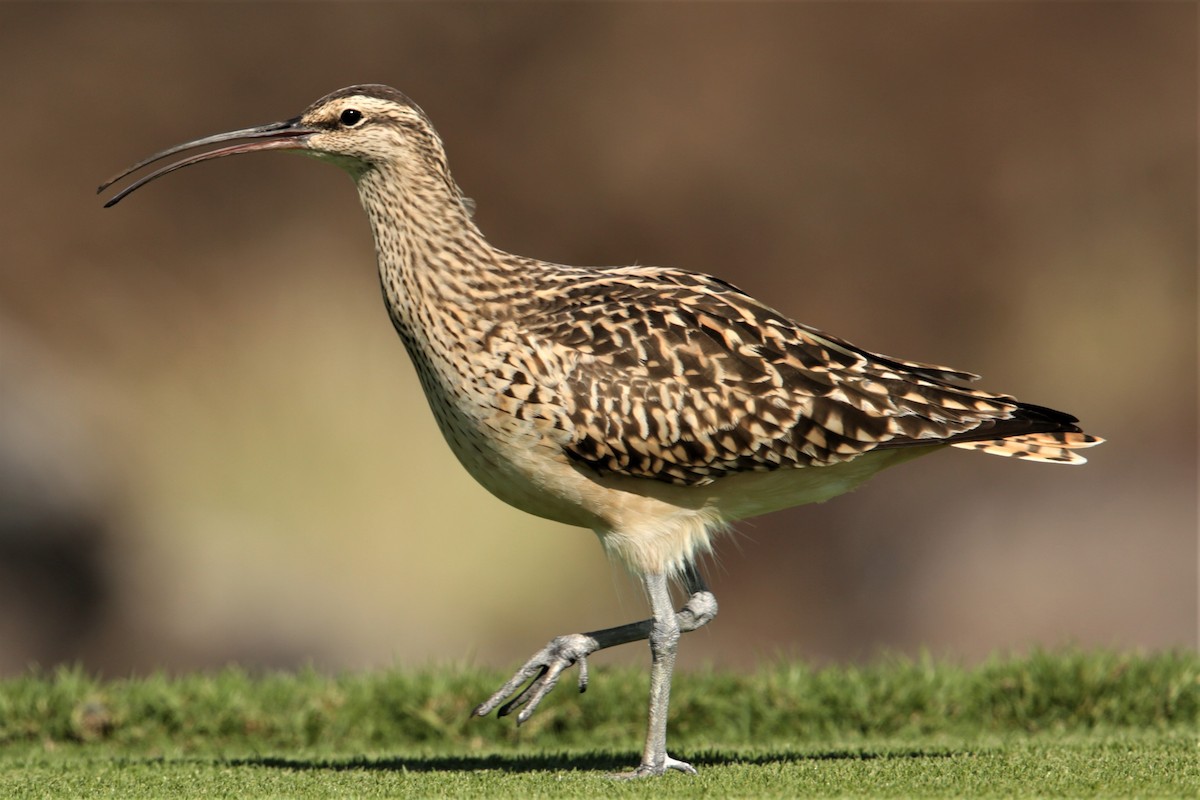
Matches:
[520,266,1084,486]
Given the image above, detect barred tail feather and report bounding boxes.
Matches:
[950,431,1103,464]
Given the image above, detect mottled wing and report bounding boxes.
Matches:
[524,266,1096,486]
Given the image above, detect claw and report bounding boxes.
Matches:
[610,754,697,779]
[496,665,546,718]
[666,756,698,775]
[473,632,599,724]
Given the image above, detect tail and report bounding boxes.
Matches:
[950,430,1102,464]
[944,401,1103,465]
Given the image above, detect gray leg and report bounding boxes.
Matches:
[616,570,695,777]
[472,564,716,731]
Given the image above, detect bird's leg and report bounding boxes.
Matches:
[612,569,696,778]
[472,565,716,729]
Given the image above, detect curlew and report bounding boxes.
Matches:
[100,85,1101,777]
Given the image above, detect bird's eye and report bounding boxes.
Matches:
[339,109,364,127]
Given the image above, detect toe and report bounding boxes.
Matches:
[608,754,696,779]
[664,755,697,775]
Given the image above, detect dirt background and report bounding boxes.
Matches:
[0,2,1195,676]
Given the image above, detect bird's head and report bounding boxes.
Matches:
[100,85,451,207]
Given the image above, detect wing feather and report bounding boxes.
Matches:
[522,266,1092,486]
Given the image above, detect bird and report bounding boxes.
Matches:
[99,84,1101,777]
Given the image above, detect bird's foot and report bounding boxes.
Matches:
[472,632,598,724]
[610,754,697,779]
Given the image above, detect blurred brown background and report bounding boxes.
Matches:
[0,3,1194,677]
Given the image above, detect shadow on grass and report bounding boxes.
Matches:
[223,747,967,774]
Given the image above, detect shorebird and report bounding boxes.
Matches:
[100,84,1101,777]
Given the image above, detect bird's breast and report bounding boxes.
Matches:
[398,324,600,528]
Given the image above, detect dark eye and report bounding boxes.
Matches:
[339,109,363,127]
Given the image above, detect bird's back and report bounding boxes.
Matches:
[476,261,1097,483]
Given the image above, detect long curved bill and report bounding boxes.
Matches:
[98,117,315,207]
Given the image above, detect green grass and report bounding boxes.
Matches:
[1,649,1196,797]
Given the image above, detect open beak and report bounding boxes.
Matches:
[98,117,315,207]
